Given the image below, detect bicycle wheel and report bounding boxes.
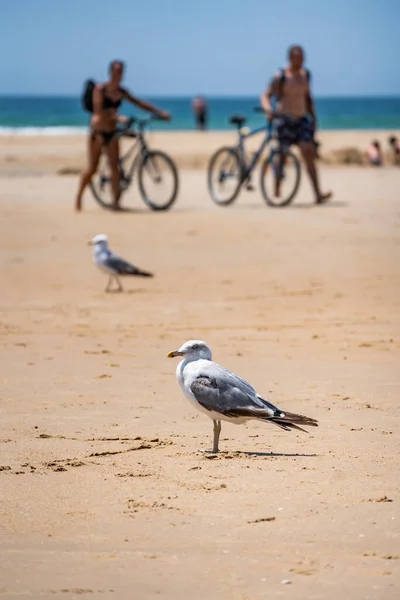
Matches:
[138,150,179,211]
[89,152,115,209]
[260,148,301,207]
[207,146,243,206]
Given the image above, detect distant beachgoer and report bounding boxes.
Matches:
[366,140,382,166]
[75,60,170,211]
[192,96,208,131]
[260,45,331,204]
[388,136,400,164]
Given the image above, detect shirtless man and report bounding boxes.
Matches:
[261,45,331,204]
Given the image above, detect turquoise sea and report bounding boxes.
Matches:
[0,96,399,133]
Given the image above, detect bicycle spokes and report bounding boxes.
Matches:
[138,152,178,210]
[260,149,301,207]
[89,122,178,211]
[99,175,109,191]
[207,147,242,205]
[144,158,162,184]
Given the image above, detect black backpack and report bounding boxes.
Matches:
[277,68,311,98]
[82,79,96,113]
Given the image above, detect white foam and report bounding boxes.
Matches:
[0,126,86,136]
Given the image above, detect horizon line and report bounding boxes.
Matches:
[1,93,400,100]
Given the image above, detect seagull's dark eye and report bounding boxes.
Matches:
[192,344,199,350]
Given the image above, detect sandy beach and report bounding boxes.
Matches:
[0,129,399,175]
[1,142,399,599]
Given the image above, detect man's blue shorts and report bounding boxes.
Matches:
[276,116,315,146]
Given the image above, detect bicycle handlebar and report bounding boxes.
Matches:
[131,114,165,126]
[119,114,168,136]
[253,107,288,120]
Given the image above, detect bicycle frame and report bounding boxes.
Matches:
[236,121,274,180]
[102,116,158,185]
[116,132,150,183]
[92,113,179,211]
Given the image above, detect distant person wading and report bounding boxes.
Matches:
[192,96,208,131]
[75,60,170,211]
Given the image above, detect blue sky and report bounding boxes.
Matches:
[0,0,398,97]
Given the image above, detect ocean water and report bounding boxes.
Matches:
[0,96,399,134]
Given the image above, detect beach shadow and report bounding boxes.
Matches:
[103,206,147,214]
[291,200,349,209]
[105,205,199,215]
[202,450,318,458]
[218,198,350,211]
[238,451,318,458]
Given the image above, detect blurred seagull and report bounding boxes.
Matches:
[168,339,318,453]
[89,234,153,292]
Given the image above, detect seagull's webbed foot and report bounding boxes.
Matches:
[105,276,123,293]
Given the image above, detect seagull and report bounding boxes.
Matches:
[89,234,153,292]
[168,340,318,453]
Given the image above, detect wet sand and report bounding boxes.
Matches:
[0,166,399,599]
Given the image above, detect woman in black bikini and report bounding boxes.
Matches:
[75,60,170,211]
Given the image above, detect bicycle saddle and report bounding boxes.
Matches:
[229,115,246,127]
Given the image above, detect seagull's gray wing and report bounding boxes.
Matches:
[102,252,153,277]
[190,363,318,432]
[190,363,277,418]
[202,362,260,397]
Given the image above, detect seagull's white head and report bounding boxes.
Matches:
[89,234,109,249]
[168,339,212,362]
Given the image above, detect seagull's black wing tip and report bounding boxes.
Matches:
[136,269,153,277]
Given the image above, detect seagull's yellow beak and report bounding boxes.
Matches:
[87,240,93,246]
[167,350,183,358]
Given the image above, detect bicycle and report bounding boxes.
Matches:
[207,109,301,207]
[90,115,179,211]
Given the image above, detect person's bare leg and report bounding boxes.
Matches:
[274,177,282,198]
[298,141,332,204]
[105,138,121,209]
[274,152,287,197]
[75,134,103,211]
[212,419,221,453]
